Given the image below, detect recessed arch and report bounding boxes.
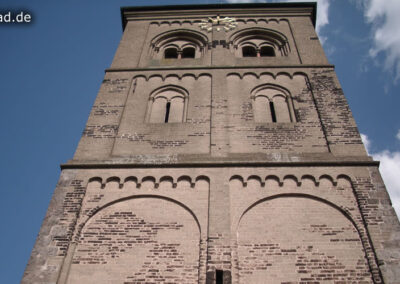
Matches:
[177,175,193,188]
[283,174,300,186]
[227,72,242,80]
[87,177,103,190]
[301,174,318,186]
[236,193,375,283]
[159,176,174,189]
[251,83,295,123]
[68,195,201,284]
[146,85,189,123]
[147,74,163,82]
[197,73,212,79]
[124,176,137,183]
[275,71,293,79]
[242,72,259,79]
[88,176,102,184]
[151,29,209,60]
[247,175,263,189]
[195,175,210,183]
[79,194,201,237]
[319,174,337,186]
[181,73,197,80]
[105,176,121,190]
[237,193,358,240]
[230,27,289,58]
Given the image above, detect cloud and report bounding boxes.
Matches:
[224,0,330,33]
[362,0,400,83]
[362,133,400,218]
[360,133,371,154]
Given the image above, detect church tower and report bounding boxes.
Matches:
[23,3,400,284]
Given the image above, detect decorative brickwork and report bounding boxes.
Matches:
[237,197,372,283]
[23,3,400,284]
[310,69,365,154]
[68,198,200,284]
[227,72,328,154]
[52,179,86,257]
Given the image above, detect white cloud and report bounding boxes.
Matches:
[362,133,400,218]
[397,129,400,141]
[373,150,400,218]
[224,0,330,35]
[275,0,330,35]
[361,133,371,154]
[362,0,400,83]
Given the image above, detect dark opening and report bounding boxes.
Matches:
[269,101,277,122]
[182,47,195,58]
[165,102,171,123]
[260,46,275,57]
[242,46,257,57]
[164,47,178,59]
[216,270,223,284]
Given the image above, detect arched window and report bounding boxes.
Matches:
[182,47,195,58]
[148,86,188,123]
[254,96,271,123]
[151,30,208,60]
[260,45,275,57]
[272,94,291,122]
[164,47,178,59]
[242,46,257,57]
[229,28,289,58]
[251,85,294,123]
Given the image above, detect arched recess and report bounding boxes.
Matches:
[150,29,209,59]
[67,195,201,284]
[229,27,290,58]
[235,194,374,284]
[146,85,189,123]
[251,84,295,123]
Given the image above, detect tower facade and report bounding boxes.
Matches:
[23,3,400,284]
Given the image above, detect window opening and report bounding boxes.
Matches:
[216,270,223,284]
[269,101,277,122]
[164,102,171,123]
[260,46,275,57]
[242,46,257,57]
[164,48,178,59]
[182,47,195,58]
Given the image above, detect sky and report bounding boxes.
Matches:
[0,0,399,283]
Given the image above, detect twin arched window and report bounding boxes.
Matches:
[151,30,208,60]
[252,85,294,123]
[147,86,188,123]
[151,28,288,61]
[164,45,196,59]
[242,45,275,57]
[230,28,289,58]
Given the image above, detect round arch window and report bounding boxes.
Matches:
[164,47,178,59]
[242,46,257,57]
[260,46,275,57]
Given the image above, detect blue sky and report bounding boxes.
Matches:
[0,0,399,283]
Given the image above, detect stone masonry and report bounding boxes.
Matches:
[23,3,400,284]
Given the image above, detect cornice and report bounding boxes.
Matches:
[61,160,379,170]
[105,64,336,73]
[121,3,317,30]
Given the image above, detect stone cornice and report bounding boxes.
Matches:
[105,64,335,73]
[121,3,316,30]
[61,160,379,170]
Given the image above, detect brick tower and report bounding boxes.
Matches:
[23,3,400,284]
